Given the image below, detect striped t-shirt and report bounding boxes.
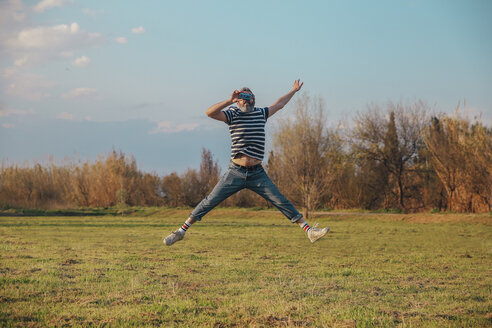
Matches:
[222,106,269,161]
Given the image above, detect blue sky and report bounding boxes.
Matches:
[1,0,491,174]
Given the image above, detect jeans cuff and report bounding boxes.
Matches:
[290,213,303,223]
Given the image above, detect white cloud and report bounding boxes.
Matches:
[2,22,103,71]
[61,87,98,99]
[6,73,55,100]
[56,111,76,120]
[12,22,82,49]
[0,4,104,101]
[0,106,34,117]
[3,66,18,78]
[0,0,27,26]
[131,26,146,34]
[72,55,90,67]
[0,0,28,51]
[150,121,200,134]
[12,12,26,22]
[34,0,68,13]
[0,105,33,129]
[115,37,128,44]
[14,55,29,67]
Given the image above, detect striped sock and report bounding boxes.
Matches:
[301,222,312,233]
[179,219,193,234]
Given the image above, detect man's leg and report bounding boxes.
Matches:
[164,167,245,246]
[247,169,329,243]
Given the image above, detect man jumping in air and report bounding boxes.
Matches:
[164,80,329,246]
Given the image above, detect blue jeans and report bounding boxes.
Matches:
[190,162,303,223]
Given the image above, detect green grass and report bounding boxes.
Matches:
[0,209,491,327]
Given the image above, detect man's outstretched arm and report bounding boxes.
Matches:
[268,79,303,118]
[206,90,240,123]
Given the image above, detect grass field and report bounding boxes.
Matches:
[1,208,491,327]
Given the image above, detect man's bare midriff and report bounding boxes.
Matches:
[232,153,261,167]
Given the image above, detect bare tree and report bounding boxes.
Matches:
[350,101,429,210]
[161,173,184,207]
[198,148,221,198]
[270,94,333,218]
[72,163,91,207]
[422,111,492,212]
[182,168,201,207]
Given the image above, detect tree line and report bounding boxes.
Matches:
[1,96,490,214]
[268,96,491,216]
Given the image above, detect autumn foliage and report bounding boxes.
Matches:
[1,100,490,213]
[267,97,491,215]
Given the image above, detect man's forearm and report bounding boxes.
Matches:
[268,80,303,117]
[272,89,297,110]
[206,99,233,117]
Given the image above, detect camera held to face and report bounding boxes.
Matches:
[239,93,252,101]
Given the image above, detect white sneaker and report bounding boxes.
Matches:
[164,229,185,246]
[307,224,330,243]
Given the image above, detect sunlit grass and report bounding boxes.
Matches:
[1,209,491,327]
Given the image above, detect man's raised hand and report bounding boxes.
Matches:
[292,79,304,92]
[230,90,240,103]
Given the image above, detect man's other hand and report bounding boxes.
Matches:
[292,79,304,92]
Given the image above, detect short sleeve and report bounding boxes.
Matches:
[222,107,234,125]
[262,107,269,121]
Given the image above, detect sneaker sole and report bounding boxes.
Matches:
[163,233,184,246]
[164,239,180,246]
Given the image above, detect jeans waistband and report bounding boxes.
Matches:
[230,161,263,171]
